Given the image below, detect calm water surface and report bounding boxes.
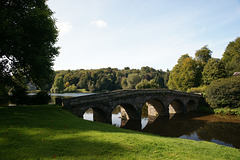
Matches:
[84,107,240,149]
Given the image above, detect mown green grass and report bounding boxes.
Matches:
[0,105,239,160]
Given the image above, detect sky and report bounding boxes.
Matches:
[47,0,240,71]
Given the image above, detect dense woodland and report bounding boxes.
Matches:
[50,66,169,93]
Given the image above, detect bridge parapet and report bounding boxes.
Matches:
[62,89,202,107]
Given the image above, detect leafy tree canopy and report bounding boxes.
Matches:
[168,55,199,91]
[0,0,59,90]
[221,37,240,76]
[202,58,226,85]
[195,45,212,64]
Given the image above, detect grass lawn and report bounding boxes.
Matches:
[0,105,239,160]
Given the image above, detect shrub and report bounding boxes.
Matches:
[0,86,9,104]
[11,87,50,105]
[63,84,77,92]
[187,86,206,94]
[214,107,240,115]
[205,76,240,108]
[32,91,51,105]
[10,86,29,105]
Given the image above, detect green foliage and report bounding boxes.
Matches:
[187,86,206,94]
[202,58,226,85]
[50,74,64,93]
[205,76,240,109]
[194,46,212,86]
[195,45,212,64]
[197,102,214,113]
[52,67,168,92]
[221,37,240,76]
[214,107,240,115]
[63,84,77,92]
[168,56,199,91]
[33,91,51,105]
[77,74,89,89]
[10,88,50,105]
[10,86,28,105]
[0,0,59,90]
[121,77,128,89]
[136,79,151,89]
[0,86,9,104]
[126,73,142,89]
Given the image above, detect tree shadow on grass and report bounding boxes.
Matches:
[0,128,127,159]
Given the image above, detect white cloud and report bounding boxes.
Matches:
[56,21,72,36]
[91,20,107,28]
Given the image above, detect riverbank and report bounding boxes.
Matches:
[197,103,240,115]
[0,105,239,160]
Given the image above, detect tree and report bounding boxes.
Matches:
[195,45,212,64]
[202,58,226,85]
[164,69,170,88]
[135,79,160,89]
[77,73,89,89]
[0,0,59,93]
[194,46,212,86]
[168,54,190,90]
[126,73,142,89]
[168,55,199,91]
[64,84,77,93]
[50,75,64,93]
[121,77,128,89]
[136,80,151,89]
[221,37,240,76]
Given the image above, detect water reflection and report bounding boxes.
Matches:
[83,108,93,121]
[83,110,240,149]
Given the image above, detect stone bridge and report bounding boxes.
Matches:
[60,89,203,124]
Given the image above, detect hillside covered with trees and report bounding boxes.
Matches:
[50,66,169,93]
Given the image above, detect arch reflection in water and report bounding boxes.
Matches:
[83,107,107,123]
[112,104,141,131]
[112,105,121,127]
[169,99,185,114]
[83,108,240,149]
[83,108,93,121]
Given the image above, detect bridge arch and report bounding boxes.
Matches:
[113,103,140,121]
[83,106,108,123]
[169,99,185,114]
[144,98,165,117]
[186,100,197,111]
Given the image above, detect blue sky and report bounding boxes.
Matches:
[47,0,240,71]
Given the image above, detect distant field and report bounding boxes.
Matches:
[0,105,239,160]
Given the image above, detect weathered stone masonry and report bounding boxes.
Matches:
[60,89,203,124]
